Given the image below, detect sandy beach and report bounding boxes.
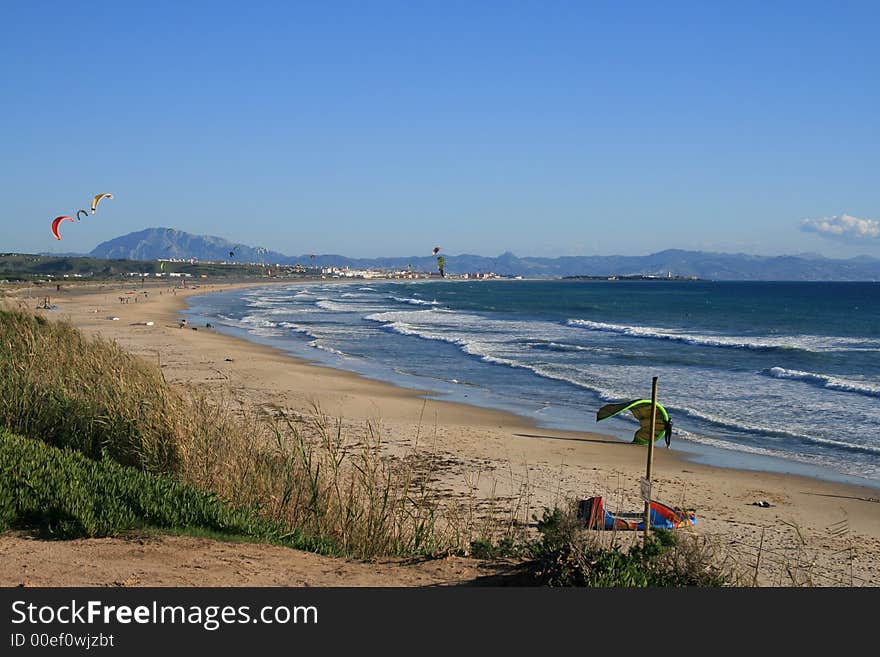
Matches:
[3,279,879,587]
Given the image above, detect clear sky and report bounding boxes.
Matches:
[2,1,878,258]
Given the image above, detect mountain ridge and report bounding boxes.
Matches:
[85,227,880,281]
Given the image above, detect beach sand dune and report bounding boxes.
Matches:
[4,280,880,586]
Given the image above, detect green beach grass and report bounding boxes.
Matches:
[0,429,331,552]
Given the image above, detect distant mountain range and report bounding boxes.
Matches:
[85,227,880,281]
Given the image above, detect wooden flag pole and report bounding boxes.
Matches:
[643,376,659,545]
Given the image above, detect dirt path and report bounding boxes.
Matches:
[0,533,514,587]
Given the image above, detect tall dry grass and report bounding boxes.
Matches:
[0,307,460,557]
[0,309,182,471]
[184,405,455,557]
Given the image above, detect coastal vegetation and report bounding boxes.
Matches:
[0,307,457,558]
[0,430,327,551]
[525,507,732,587]
[0,253,299,282]
[0,306,734,585]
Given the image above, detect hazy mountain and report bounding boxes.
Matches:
[89,228,286,264]
[87,228,880,281]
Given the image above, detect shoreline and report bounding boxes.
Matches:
[184,280,880,493]
[12,279,880,585]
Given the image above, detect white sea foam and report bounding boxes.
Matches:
[672,428,880,480]
[763,367,880,398]
[392,296,441,306]
[240,314,277,328]
[364,310,880,458]
[526,340,595,353]
[313,298,388,313]
[567,319,880,352]
[308,339,347,356]
[246,298,285,309]
[247,326,284,337]
[315,300,362,312]
[277,321,320,340]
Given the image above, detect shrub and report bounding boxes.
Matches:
[526,506,731,587]
[0,429,334,552]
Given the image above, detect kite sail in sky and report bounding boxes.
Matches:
[51,216,74,240]
[90,193,113,213]
[47,192,114,241]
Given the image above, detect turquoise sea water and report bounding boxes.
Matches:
[185,280,880,489]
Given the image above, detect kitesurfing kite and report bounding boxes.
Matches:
[578,496,695,530]
[90,193,113,213]
[76,209,89,221]
[596,399,673,446]
[432,246,441,255]
[51,216,74,240]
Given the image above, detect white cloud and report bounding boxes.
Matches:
[800,213,880,240]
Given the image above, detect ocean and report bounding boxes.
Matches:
[184,280,880,489]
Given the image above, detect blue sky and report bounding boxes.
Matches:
[2,1,878,258]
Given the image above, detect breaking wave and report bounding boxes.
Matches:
[567,319,879,353]
[763,367,880,398]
